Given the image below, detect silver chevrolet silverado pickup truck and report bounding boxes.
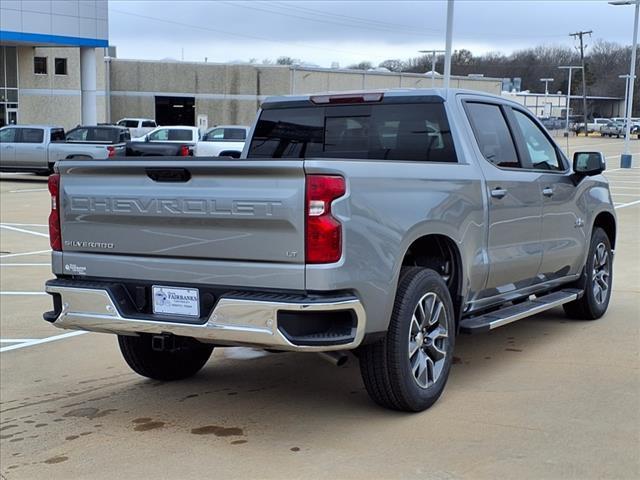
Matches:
[43,89,616,412]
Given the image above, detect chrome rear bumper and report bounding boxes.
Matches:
[45,282,366,352]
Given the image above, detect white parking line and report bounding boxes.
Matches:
[0,263,50,267]
[0,223,48,227]
[611,193,640,197]
[0,331,88,353]
[615,199,640,209]
[0,339,39,343]
[0,224,50,238]
[0,249,51,258]
[8,188,48,193]
[0,291,48,295]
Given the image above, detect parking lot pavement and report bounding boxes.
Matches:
[1,137,639,479]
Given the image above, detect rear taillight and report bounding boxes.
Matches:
[107,145,115,158]
[48,173,61,251]
[305,175,346,264]
[180,145,189,156]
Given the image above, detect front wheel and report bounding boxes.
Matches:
[118,334,214,381]
[564,227,613,320]
[359,267,455,412]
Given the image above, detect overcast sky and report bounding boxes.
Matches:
[108,0,636,67]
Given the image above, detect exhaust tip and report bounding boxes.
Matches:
[318,351,349,367]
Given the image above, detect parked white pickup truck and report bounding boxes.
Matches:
[116,118,157,138]
[0,125,128,174]
[195,125,250,158]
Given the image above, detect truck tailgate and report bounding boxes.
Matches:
[57,159,306,267]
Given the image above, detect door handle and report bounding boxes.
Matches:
[490,187,507,199]
[542,187,554,197]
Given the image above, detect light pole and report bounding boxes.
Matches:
[540,78,554,117]
[559,66,583,140]
[419,49,446,87]
[443,0,455,89]
[610,0,639,168]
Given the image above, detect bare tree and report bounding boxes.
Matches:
[378,59,405,72]
[347,61,373,70]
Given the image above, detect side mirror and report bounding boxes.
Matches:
[144,135,150,142]
[573,151,605,176]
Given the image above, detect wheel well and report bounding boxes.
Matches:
[594,212,616,249]
[401,234,463,322]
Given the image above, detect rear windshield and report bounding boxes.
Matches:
[248,103,457,162]
[66,127,121,143]
[118,120,139,128]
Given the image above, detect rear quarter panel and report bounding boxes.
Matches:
[304,159,486,333]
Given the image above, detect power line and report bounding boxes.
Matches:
[110,8,371,58]
[269,0,568,40]
[221,1,441,38]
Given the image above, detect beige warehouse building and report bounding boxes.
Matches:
[108,59,503,129]
[4,46,503,130]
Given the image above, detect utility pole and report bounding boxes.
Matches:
[569,30,592,136]
[419,49,446,87]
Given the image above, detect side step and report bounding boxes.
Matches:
[459,289,582,334]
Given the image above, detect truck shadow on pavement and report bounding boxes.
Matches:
[0,176,48,184]
[0,307,592,467]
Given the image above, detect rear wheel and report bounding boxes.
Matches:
[359,267,455,412]
[564,227,613,320]
[118,334,214,381]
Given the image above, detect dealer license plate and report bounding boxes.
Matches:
[152,286,200,317]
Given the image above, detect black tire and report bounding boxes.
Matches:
[563,227,613,320]
[359,267,456,412]
[118,334,214,381]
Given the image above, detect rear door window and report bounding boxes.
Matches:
[141,121,156,128]
[168,129,193,141]
[18,128,44,143]
[465,102,520,169]
[248,102,457,162]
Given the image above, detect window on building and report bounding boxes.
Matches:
[34,56,47,75]
[54,58,68,75]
